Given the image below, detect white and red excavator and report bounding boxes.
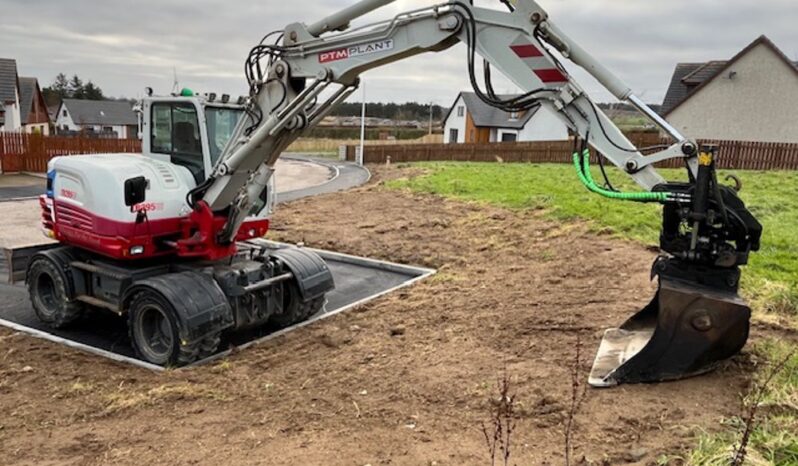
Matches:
[27,0,761,386]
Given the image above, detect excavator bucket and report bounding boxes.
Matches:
[588,271,751,387]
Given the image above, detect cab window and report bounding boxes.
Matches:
[151,103,205,183]
[205,107,244,167]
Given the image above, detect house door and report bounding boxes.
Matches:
[448,128,459,144]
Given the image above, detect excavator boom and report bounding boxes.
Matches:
[187,0,763,384]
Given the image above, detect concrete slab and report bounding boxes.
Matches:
[0,243,434,370]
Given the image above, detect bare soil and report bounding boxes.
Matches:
[0,165,774,465]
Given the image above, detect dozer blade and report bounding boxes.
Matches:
[588,275,751,387]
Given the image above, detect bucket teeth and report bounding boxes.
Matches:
[589,260,751,387]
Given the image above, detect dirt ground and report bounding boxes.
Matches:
[0,165,780,465]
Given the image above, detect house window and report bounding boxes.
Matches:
[448,128,459,143]
[102,126,113,133]
[501,132,517,142]
[151,102,205,183]
[62,109,67,117]
[457,106,464,117]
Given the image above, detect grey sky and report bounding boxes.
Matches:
[2,0,795,107]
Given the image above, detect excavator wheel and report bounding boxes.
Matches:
[128,289,220,366]
[27,256,84,328]
[270,280,325,328]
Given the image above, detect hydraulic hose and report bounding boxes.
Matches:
[572,149,671,203]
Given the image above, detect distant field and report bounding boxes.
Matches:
[286,134,443,154]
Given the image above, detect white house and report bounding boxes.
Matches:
[661,35,798,143]
[0,58,22,132]
[442,91,568,144]
[56,99,138,139]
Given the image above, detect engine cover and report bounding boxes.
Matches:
[44,153,269,260]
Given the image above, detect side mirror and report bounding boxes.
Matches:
[124,176,148,207]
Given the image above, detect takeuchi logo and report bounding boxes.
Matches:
[319,39,395,63]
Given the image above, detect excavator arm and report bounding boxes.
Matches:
[190,0,761,386]
[204,0,697,222]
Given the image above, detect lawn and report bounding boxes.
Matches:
[386,161,798,464]
[386,162,798,321]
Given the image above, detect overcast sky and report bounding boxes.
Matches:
[2,0,795,107]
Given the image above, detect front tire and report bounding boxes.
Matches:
[27,257,84,328]
[128,290,219,366]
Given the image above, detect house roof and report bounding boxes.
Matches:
[47,104,60,120]
[61,98,137,126]
[662,35,798,116]
[444,91,539,129]
[19,77,38,123]
[0,58,19,104]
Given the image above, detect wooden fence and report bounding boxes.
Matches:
[0,133,141,173]
[345,134,798,171]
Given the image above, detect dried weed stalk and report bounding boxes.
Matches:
[481,372,517,466]
[732,347,797,465]
[564,335,588,466]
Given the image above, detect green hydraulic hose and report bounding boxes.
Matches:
[572,149,671,203]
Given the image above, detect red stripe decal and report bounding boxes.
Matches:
[534,68,568,83]
[510,44,543,58]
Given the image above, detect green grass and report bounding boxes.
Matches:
[386,162,798,318]
[385,161,798,464]
[685,340,798,466]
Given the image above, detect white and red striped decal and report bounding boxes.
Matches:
[510,37,568,84]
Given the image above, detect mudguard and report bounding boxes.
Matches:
[123,271,234,343]
[28,246,86,298]
[270,247,335,301]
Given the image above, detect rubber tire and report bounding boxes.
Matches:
[271,281,325,328]
[27,257,84,328]
[128,289,220,367]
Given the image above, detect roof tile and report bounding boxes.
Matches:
[62,99,137,126]
[460,92,538,129]
[0,58,19,104]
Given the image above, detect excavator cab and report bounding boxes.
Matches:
[136,90,275,219]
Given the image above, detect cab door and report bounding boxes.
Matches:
[141,99,212,186]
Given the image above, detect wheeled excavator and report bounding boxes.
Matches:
[27,0,761,385]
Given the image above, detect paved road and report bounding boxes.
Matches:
[0,155,367,202]
[0,178,44,200]
[277,154,371,203]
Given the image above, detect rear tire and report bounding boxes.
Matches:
[27,257,84,328]
[271,281,324,328]
[128,290,220,366]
